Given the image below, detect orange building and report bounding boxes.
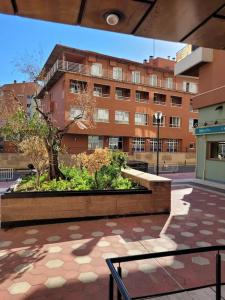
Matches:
[37,44,198,154]
[176,47,225,182]
[0,81,39,152]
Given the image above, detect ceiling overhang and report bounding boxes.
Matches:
[1,0,225,49]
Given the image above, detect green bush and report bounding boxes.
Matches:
[16,150,138,192]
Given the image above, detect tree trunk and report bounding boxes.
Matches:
[47,146,65,180]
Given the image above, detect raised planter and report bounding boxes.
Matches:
[0,168,171,227]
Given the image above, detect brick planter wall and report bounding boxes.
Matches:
[1,168,171,227]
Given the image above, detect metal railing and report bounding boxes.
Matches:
[0,168,14,181]
[40,59,198,94]
[106,245,225,300]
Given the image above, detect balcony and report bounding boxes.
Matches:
[37,59,198,97]
[175,47,213,77]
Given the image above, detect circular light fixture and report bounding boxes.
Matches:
[106,13,120,26]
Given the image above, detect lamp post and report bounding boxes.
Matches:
[154,111,163,176]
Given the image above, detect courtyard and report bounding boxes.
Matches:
[0,183,225,299]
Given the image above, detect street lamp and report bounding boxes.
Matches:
[154,111,163,176]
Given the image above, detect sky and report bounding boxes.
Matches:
[0,13,185,85]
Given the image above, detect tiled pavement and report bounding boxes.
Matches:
[1,184,225,299]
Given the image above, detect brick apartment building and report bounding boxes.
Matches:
[23,45,199,155]
[0,81,39,152]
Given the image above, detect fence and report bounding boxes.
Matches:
[107,245,225,300]
[0,168,14,181]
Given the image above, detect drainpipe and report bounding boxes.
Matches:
[202,135,207,180]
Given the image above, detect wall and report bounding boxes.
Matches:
[0,152,196,170]
[198,103,225,125]
[196,132,225,182]
[129,152,196,165]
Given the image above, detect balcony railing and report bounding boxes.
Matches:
[40,59,198,94]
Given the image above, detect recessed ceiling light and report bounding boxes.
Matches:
[106,13,120,26]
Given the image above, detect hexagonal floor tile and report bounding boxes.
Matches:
[185,222,198,227]
[217,239,225,245]
[180,232,194,237]
[97,241,110,247]
[71,243,87,250]
[91,231,104,237]
[112,229,124,235]
[75,256,92,264]
[25,229,39,235]
[151,226,162,231]
[48,246,62,253]
[132,227,145,232]
[169,260,184,270]
[177,244,191,250]
[46,235,61,242]
[0,241,12,248]
[78,272,98,283]
[22,238,37,245]
[170,224,180,229]
[202,221,214,225]
[70,233,83,240]
[46,259,64,268]
[127,250,143,255]
[199,230,213,235]
[8,282,31,295]
[138,263,156,273]
[192,256,210,266]
[45,276,66,288]
[68,225,80,230]
[106,222,117,227]
[196,241,212,247]
[102,252,118,259]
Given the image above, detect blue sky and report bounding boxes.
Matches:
[0,13,185,85]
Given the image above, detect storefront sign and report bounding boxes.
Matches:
[195,125,225,135]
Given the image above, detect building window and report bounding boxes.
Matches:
[149,74,158,87]
[69,107,83,120]
[153,93,166,105]
[132,71,141,84]
[93,86,102,97]
[93,84,110,97]
[91,63,102,77]
[166,139,179,152]
[88,136,103,150]
[70,80,87,93]
[169,116,181,128]
[189,118,198,132]
[135,91,149,103]
[208,142,225,160]
[95,108,109,122]
[153,115,165,127]
[132,138,145,152]
[183,81,198,93]
[115,87,130,100]
[135,113,148,125]
[149,138,162,152]
[113,67,123,81]
[115,111,129,124]
[165,77,173,89]
[109,137,123,150]
[189,143,195,150]
[171,96,182,107]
